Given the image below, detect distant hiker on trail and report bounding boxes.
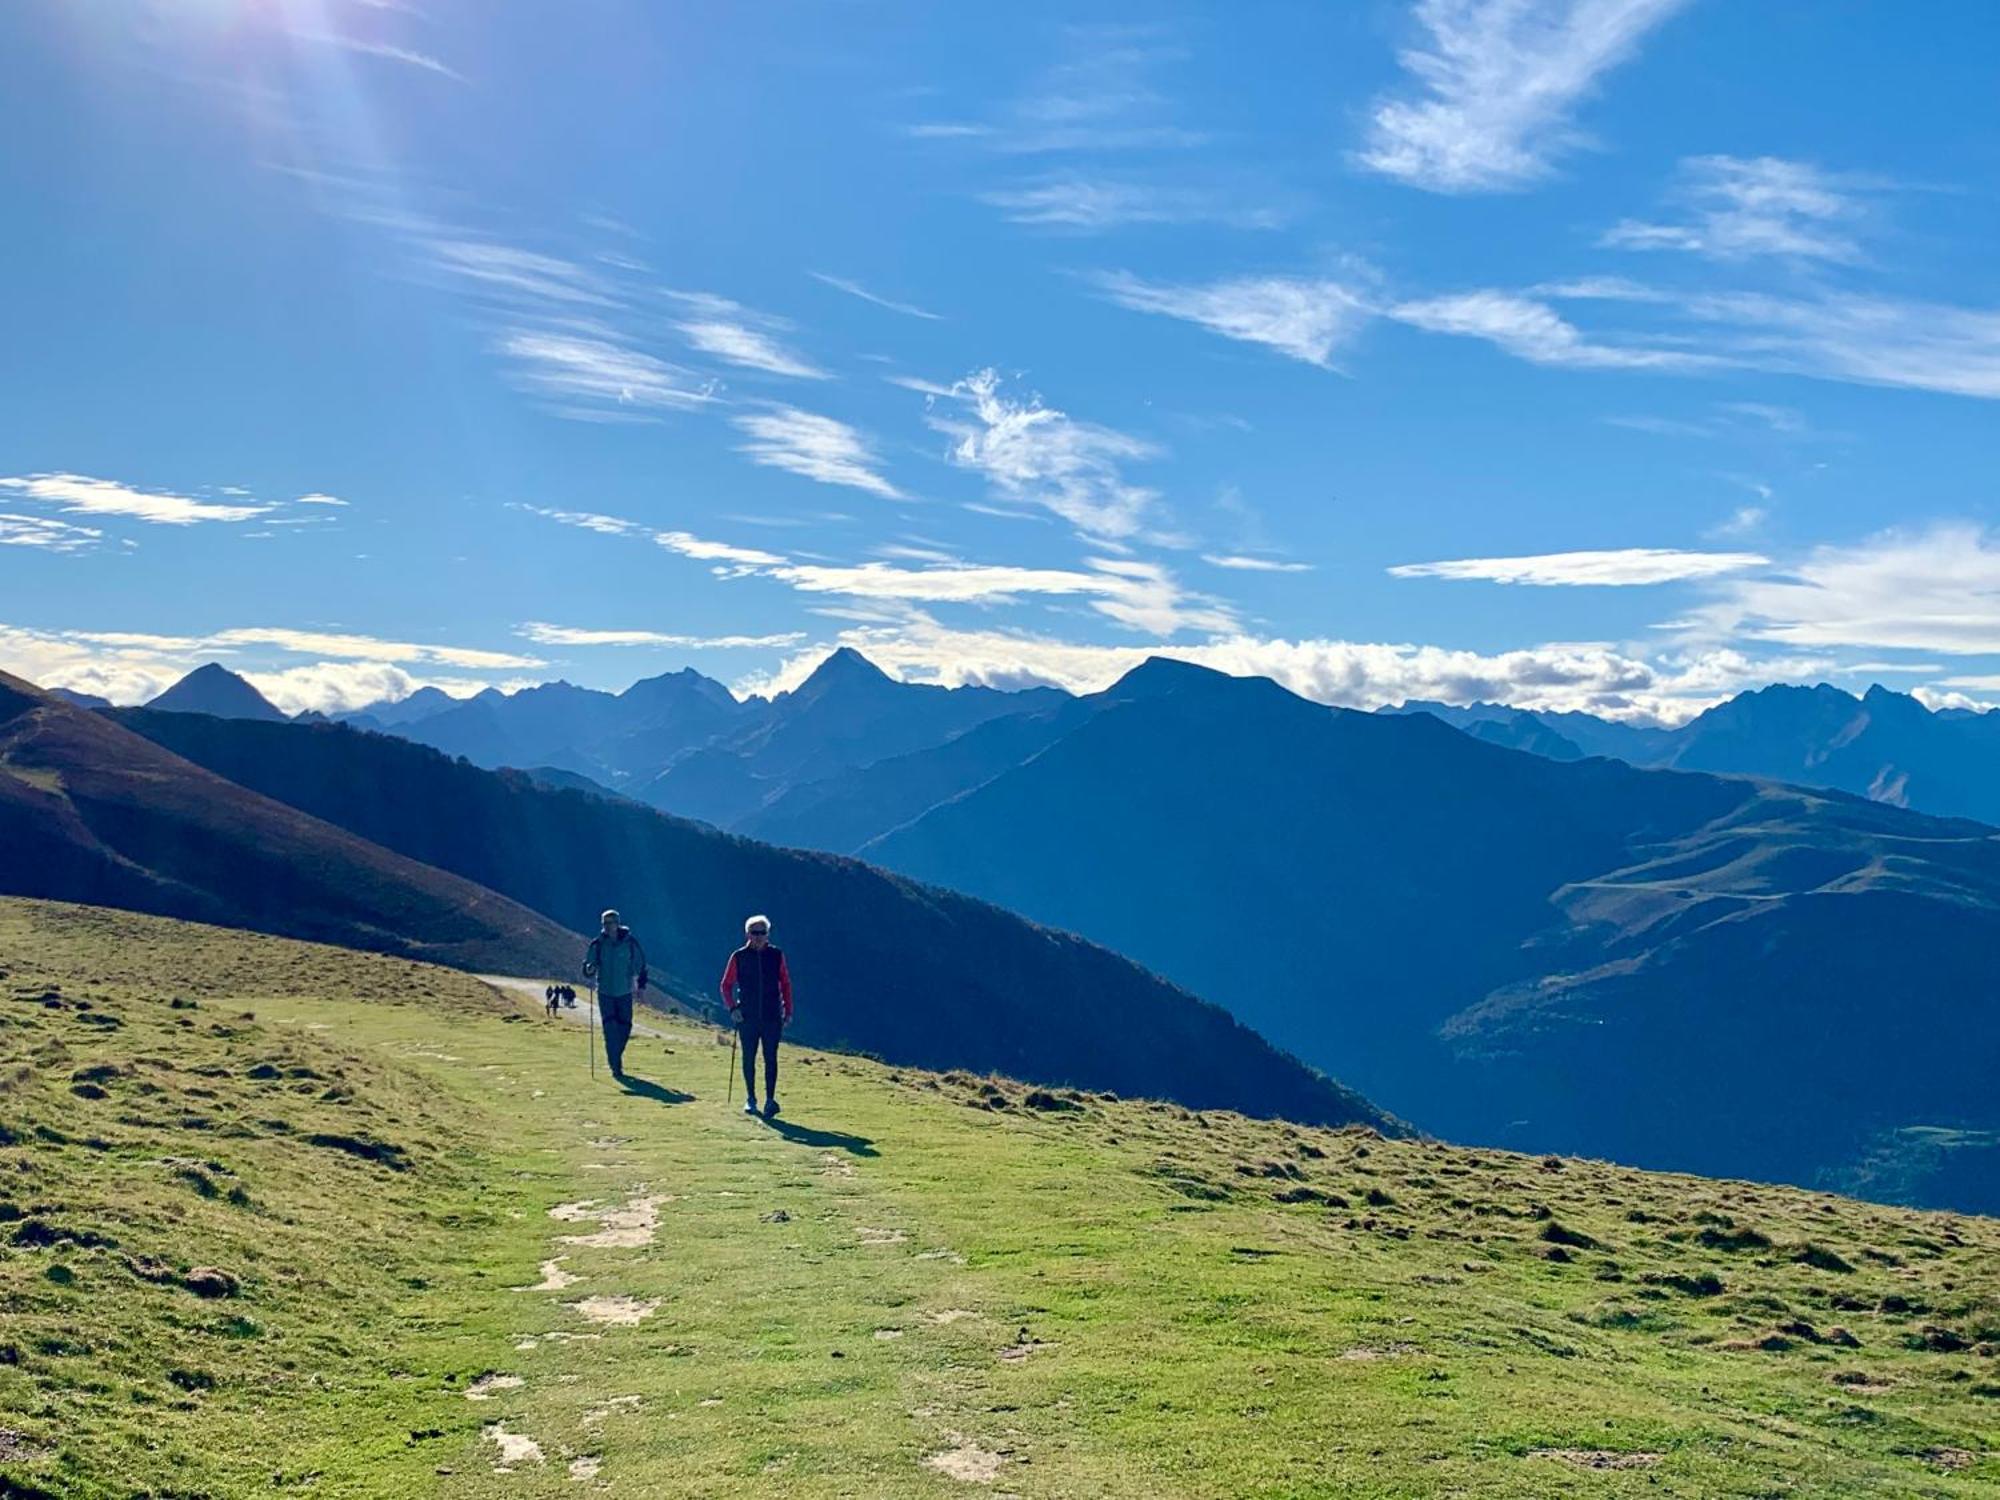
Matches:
[721,914,792,1118]
[544,984,559,1018]
[581,910,648,1080]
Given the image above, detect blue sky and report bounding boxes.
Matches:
[4,0,1999,720]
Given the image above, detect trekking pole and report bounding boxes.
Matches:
[724,1017,737,1102]
[588,978,597,1079]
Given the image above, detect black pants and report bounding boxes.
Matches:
[739,1006,781,1099]
[599,992,634,1075]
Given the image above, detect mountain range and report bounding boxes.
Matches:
[848,660,2000,1210]
[1388,683,2000,826]
[101,655,2000,1209]
[139,659,2000,835]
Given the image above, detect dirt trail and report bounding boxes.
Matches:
[477,973,673,1042]
[436,977,1009,1494]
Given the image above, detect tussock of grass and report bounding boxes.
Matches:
[1,896,1996,1496]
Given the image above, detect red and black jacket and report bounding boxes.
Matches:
[720,944,792,1023]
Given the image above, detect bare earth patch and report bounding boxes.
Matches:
[925,1435,1006,1484]
[569,1455,603,1480]
[1531,1448,1664,1471]
[465,1373,525,1401]
[558,1192,672,1249]
[857,1226,908,1246]
[1923,1448,1973,1471]
[0,1428,52,1464]
[931,1308,980,1325]
[1338,1343,1419,1361]
[874,1327,904,1340]
[484,1423,545,1470]
[570,1295,660,1326]
[582,1395,644,1427]
[513,1257,581,1292]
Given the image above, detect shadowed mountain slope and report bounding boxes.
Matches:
[864,661,2000,1210]
[0,673,574,973]
[109,704,1392,1128]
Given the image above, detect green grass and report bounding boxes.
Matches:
[2,897,1996,1497]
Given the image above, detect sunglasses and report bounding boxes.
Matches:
[748,927,770,936]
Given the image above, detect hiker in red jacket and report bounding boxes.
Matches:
[720,913,792,1118]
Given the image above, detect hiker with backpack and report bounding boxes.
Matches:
[581,909,649,1080]
[720,914,792,1117]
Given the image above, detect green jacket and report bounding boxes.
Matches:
[582,927,648,998]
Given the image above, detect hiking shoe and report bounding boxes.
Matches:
[744,1098,759,1115]
[763,1096,781,1119]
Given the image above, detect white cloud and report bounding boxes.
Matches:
[1707,506,1768,539]
[1388,291,1720,370]
[521,506,645,537]
[731,615,1814,724]
[291,31,465,81]
[1532,280,2000,401]
[758,557,1231,635]
[1690,525,2000,654]
[1360,0,1689,193]
[678,318,826,378]
[520,505,790,567]
[1392,547,1768,586]
[1204,554,1314,573]
[1913,686,2000,714]
[0,625,529,712]
[295,492,349,507]
[428,240,612,307]
[240,664,519,716]
[808,273,942,321]
[655,531,790,568]
[200,627,544,670]
[931,369,1159,540]
[0,473,272,526]
[732,406,902,499]
[921,27,1208,156]
[1682,290,2000,403]
[498,331,717,416]
[1718,401,1806,434]
[515,623,805,648]
[1095,273,1370,369]
[0,626,191,704]
[1602,155,1866,263]
[0,513,103,553]
[979,177,1285,231]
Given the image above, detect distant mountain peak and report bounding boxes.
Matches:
[619,665,740,714]
[147,663,286,722]
[1108,655,1231,696]
[794,646,894,697]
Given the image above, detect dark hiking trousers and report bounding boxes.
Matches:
[739,1004,781,1100]
[599,991,634,1075]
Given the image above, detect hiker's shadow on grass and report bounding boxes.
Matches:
[616,1074,693,1106]
[759,1117,877,1158]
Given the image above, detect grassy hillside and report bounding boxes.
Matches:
[0,672,576,976]
[3,899,1996,1498]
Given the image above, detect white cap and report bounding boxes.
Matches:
[601,909,620,926]
[744,913,771,934]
